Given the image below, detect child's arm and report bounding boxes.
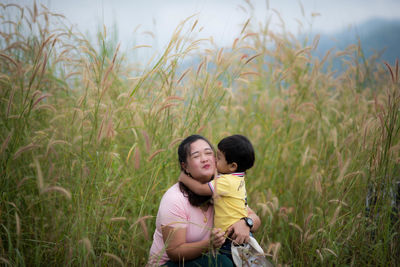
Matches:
[179,172,213,196]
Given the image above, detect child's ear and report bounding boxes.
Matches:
[229,162,238,172]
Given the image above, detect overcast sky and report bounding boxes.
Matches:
[5,0,400,53]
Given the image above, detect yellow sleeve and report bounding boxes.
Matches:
[211,175,232,196]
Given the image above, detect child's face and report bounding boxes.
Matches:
[216,149,236,174]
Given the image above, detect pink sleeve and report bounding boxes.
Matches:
[157,188,189,228]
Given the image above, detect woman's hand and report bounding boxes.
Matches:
[226,219,250,245]
[210,228,226,249]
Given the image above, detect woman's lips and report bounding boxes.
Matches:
[203,164,210,169]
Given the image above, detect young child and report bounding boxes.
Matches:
[179,134,258,259]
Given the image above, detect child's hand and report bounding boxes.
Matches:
[226,219,250,245]
[178,171,189,183]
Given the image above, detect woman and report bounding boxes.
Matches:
[148,135,261,266]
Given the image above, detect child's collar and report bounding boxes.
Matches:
[231,172,245,177]
[217,172,245,177]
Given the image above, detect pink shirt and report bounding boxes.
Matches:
[148,183,213,265]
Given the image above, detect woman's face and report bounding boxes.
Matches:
[183,139,216,184]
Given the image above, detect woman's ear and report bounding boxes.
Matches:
[229,162,238,172]
[181,162,187,171]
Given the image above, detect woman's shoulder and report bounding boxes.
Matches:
[161,183,187,204]
[158,183,193,219]
[164,182,181,195]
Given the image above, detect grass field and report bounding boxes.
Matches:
[1,3,399,266]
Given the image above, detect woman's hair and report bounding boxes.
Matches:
[178,135,214,207]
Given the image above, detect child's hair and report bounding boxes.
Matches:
[218,134,255,172]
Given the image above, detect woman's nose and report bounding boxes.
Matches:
[200,154,208,162]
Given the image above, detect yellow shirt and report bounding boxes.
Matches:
[208,173,248,232]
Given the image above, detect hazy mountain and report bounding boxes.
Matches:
[178,18,400,75]
[315,18,400,66]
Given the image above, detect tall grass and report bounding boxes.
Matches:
[1,2,399,266]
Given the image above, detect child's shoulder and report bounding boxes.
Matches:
[215,173,245,180]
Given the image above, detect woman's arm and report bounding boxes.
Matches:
[161,226,225,262]
[225,206,261,244]
[248,206,261,231]
[179,172,213,196]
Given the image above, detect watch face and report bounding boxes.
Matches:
[245,217,253,228]
[243,217,253,229]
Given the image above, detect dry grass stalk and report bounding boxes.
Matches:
[98,110,115,142]
[176,68,191,84]
[32,93,51,109]
[33,157,44,192]
[142,130,151,153]
[241,32,258,41]
[130,215,153,240]
[0,257,10,266]
[322,248,337,258]
[312,34,320,50]
[46,140,72,156]
[316,249,324,262]
[13,143,40,160]
[126,144,137,164]
[329,205,342,227]
[266,242,281,262]
[288,222,303,233]
[257,203,273,217]
[139,219,149,240]
[294,47,311,57]
[0,130,12,155]
[217,48,224,64]
[15,212,20,238]
[232,38,239,50]
[304,213,314,228]
[239,71,260,77]
[168,138,184,149]
[305,228,325,241]
[112,178,131,195]
[196,125,206,133]
[313,172,323,195]
[330,128,338,148]
[245,53,261,64]
[104,253,125,267]
[79,238,94,255]
[165,96,184,102]
[17,177,30,189]
[110,217,127,222]
[301,146,309,166]
[0,53,18,67]
[134,148,141,170]
[240,18,250,34]
[336,158,350,183]
[41,186,72,200]
[328,199,348,207]
[196,59,205,76]
[147,149,166,162]
[106,117,115,139]
[32,104,57,112]
[156,103,178,115]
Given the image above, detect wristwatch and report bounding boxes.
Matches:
[241,217,253,229]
